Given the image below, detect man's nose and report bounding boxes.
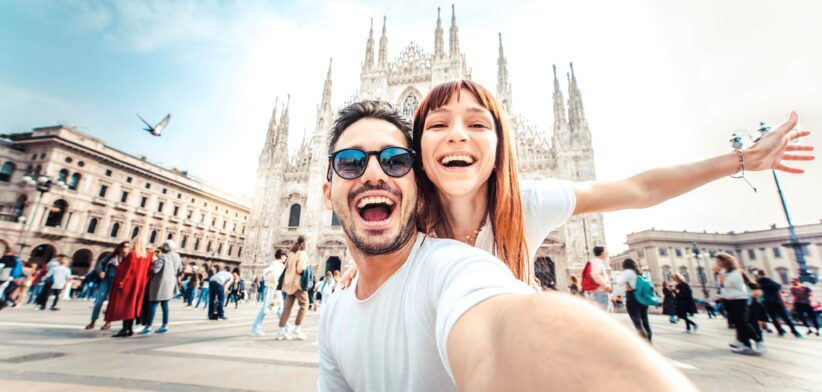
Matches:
[358,155,386,184]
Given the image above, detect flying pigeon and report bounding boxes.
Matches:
[137,113,171,137]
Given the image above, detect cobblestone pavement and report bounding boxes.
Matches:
[1,299,820,391]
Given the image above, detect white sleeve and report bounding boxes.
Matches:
[427,241,533,383]
[522,180,576,251]
[317,301,353,392]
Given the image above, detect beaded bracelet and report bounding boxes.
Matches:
[730,150,757,192]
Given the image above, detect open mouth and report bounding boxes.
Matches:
[356,196,397,224]
[439,154,476,168]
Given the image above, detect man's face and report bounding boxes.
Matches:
[323,118,417,255]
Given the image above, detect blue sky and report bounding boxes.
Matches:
[2,0,821,251]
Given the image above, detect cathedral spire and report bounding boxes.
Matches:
[321,58,333,109]
[433,7,445,60]
[277,94,290,149]
[566,62,587,130]
[316,59,333,132]
[551,65,567,132]
[363,18,375,71]
[449,4,460,58]
[496,33,512,112]
[264,96,280,149]
[378,16,388,68]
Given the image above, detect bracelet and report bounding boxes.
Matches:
[729,150,757,192]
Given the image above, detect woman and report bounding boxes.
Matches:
[567,275,581,296]
[276,236,309,341]
[316,270,336,311]
[672,273,698,333]
[342,79,811,286]
[86,241,130,330]
[662,282,677,323]
[140,240,182,335]
[714,252,762,355]
[105,237,153,338]
[619,258,652,341]
[226,270,242,309]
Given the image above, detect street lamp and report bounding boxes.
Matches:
[730,123,816,284]
[16,173,68,257]
[691,242,709,299]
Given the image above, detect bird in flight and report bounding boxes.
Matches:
[137,113,171,137]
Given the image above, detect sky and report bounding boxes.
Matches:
[1,0,820,252]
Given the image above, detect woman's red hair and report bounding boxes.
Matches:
[412,80,528,282]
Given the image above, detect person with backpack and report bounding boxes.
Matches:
[276,235,310,341]
[581,246,611,310]
[672,273,698,334]
[618,258,658,342]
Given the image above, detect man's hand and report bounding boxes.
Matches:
[744,112,814,173]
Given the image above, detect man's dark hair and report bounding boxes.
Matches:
[274,249,286,259]
[593,246,605,257]
[327,100,412,155]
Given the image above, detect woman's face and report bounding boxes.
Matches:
[420,89,498,199]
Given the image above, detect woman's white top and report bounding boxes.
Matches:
[617,269,638,290]
[719,269,749,300]
[473,179,576,277]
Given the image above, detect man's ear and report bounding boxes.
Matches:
[323,181,333,210]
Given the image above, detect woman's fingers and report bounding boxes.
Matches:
[774,163,805,174]
[785,144,814,152]
[774,111,799,134]
[782,154,815,161]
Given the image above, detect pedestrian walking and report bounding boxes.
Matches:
[756,270,802,338]
[789,278,820,336]
[251,249,286,336]
[0,249,24,309]
[195,270,210,310]
[618,258,653,342]
[208,269,233,320]
[39,255,71,311]
[315,270,336,312]
[581,246,611,310]
[225,270,241,309]
[567,275,581,296]
[662,282,677,323]
[184,265,200,307]
[276,236,310,340]
[672,273,698,333]
[85,241,130,330]
[34,256,63,309]
[715,253,763,355]
[105,237,153,338]
[139,240,182,335]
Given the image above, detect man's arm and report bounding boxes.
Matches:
[448,293,696,391]
[574,112,812,215]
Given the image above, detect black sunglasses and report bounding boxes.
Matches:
[327,147,416,181]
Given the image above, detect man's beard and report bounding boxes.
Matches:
[343,206,417,256]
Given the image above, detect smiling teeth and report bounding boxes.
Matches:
[440,155,475,165]
[357,196,395,209]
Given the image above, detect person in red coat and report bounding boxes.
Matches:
[106,236,153,338]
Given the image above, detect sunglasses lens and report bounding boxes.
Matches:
[333,149,367,179]
[380,148,413,177]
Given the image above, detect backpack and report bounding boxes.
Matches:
[634,275,661,307]
[300,266,314,292]
[580,262,599,292]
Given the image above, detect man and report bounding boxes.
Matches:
[251,248,286,336]
[140,240,183,334]
[756,270,801,338]
[317,101,694,391]
[208,268,233,321]
[0,248,23,309]
[585,246,612,310]
[41,255,71,311]
[790,278,820,336]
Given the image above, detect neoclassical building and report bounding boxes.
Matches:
[610,223,822,298]
[241,6,605,290]
[0,126,250,274]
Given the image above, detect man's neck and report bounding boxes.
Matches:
[350,232,418,300]
[437,186,488,240]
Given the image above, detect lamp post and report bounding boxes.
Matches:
[752,123,815,284]
[691,242,709,299]
[16,174,68,257]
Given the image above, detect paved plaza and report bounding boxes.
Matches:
[0,299,820,391]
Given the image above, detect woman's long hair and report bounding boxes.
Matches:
[113,241,130,257]
[622,258,640,273]
[412,80,528,282]
[290,235,307,254]
[132,236,147,259]
[715,252,740,272]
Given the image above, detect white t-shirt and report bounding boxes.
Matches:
[262,259,285,289]
[617,269,638,290]
[318,234,533,391]
[473,179,576,272]
[48,265,72,290]
[211,271,233,287]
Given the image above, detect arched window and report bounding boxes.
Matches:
[288,204,301,227]
[402,94,419,120]
[68,173,81,190]
[86,218,98,234]
[167,233,173,240]
[0,162,15,182]
[331,212,341,227]
[207,240,212,252]
[149,230,158,244]
[228,245,233,256]
[57,169,69,183]
[217,242,223,255]
[111,222,121,238]
[181,235,188,249]
[194,238,200,251]
[131,226,140,239]
[45,199,68,227]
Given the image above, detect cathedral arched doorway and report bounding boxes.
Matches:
[30,243,56,265]
[71,249,93,275]
[534,256,556,290]
[325,256,341,274]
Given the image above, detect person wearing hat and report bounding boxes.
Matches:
[139,240,183,334]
